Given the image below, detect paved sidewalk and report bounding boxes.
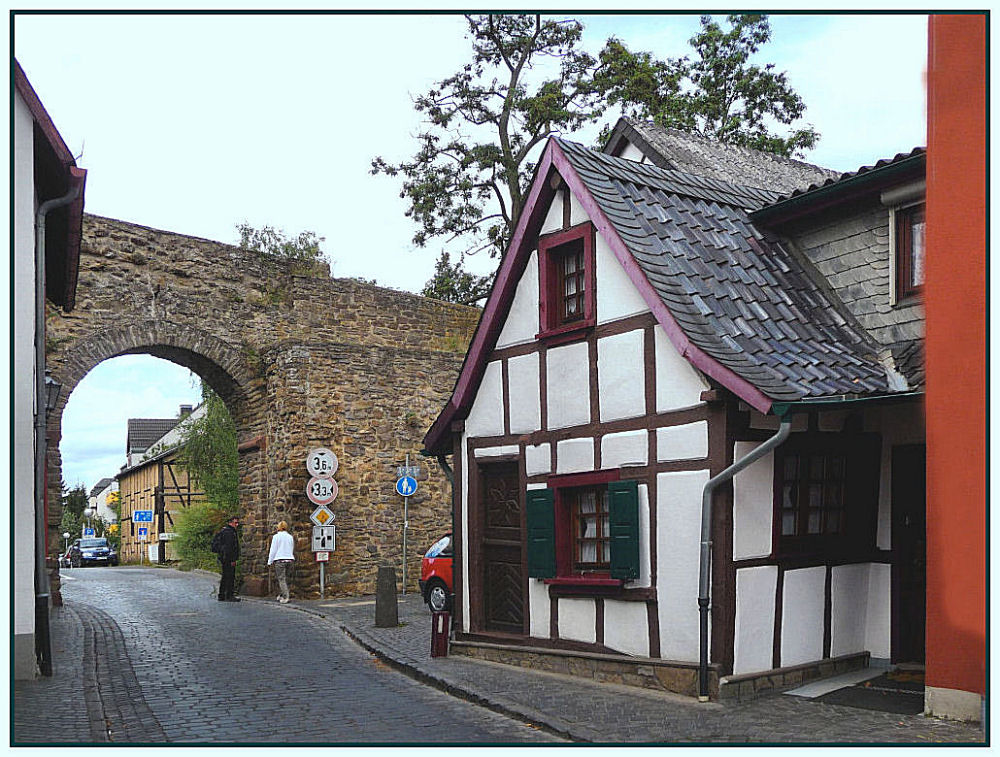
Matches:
[280,591,987,745]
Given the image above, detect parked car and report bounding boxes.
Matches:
[68,537,119,567]
[419,533,453,612]
[59,548,73,568]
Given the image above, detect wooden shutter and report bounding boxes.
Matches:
[608,479,640,580]
[526,488,556,578]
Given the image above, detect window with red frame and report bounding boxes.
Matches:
[537,221,595,338]
[567,485,611,571]
[896,203,925,299]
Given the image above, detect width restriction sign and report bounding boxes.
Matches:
[306,476,339,506]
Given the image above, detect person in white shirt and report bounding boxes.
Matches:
[267,521,295,603]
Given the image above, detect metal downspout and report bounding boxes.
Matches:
[697,416,792,701]
[34,181,82,676]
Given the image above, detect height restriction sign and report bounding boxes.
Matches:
[307,448,339,478]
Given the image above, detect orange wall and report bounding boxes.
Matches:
[925,14,986,696]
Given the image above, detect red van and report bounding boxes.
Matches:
[419,533,453,612]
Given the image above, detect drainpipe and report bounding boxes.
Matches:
[34,181,82,676]
[698,415,792,701]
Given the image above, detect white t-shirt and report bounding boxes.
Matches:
[267,530,295,564]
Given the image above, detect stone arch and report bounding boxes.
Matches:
[44,214,480,598]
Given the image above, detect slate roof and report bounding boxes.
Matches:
[556,138,896,402]
[605,119,841,195]
[126,418,180,454]
[767,148,926,205]
[89,478,113,498]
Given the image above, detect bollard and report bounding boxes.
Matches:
[375,566,398,628]
[430,611,450,657]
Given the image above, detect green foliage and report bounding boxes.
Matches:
[421,251,492,305]
[237,223,327,267]
[62,482,87,519]
[174,382,239,569]
[372,14,605,262]
[172,499,230,572]
[596,14,818,157]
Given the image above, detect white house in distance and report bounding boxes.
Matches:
[89,478,119,524]
[14,59,87,679]
[423,118,927,703]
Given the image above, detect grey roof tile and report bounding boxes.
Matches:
[557,138,897,403]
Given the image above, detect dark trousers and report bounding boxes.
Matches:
[219,562,236,599]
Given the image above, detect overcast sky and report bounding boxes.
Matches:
[13,11,929,492]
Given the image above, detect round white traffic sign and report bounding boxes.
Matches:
[306,476,339,506]
[307,448,339,478]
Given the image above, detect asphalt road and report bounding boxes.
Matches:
[58,566,561,744]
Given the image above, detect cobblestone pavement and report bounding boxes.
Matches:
[14,566,559,744]
[16,567,985,746]
[287,590,986,745]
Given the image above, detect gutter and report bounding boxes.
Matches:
[34,180,83,676]
[698,415,792,701]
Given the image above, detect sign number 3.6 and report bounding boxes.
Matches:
[307,448,339,478]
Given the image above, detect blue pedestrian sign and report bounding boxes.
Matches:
[395,476,418,497]
[134,510,154,522]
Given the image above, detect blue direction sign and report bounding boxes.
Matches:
[395,476,417,497]
[134,510,154,523]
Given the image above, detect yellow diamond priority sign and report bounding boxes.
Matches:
[310,505,335,526]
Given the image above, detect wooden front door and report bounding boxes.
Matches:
[892,444,926,663]
[478,462,524,634]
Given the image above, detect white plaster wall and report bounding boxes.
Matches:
[546,342,590,429]
[569,189,587,226]
[733,566,778,675]
[654,327,709,412]
[866,563,892,660]
[507,352,540,434]
[559,598,596,643]
[656,421,708,462]
[460,435,471,632]
[596,234,650,324]
[93,481,120,523]
[473,445,519,458]
[597,330,646,421]
[14,90,36,642]
[541,189,564,234]
[529,579,551,638]
[604,599,650,657]
[525,444,551,476]
[657,470,710,661]
[495,250,540,348]
[465,361,504,437]
[781,567,826,666]
[601,430,648,469]
[555,438,594,474]
[732,442,774,560]
[830,563,870,657]
[618,141,647,163]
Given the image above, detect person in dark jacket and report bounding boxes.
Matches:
[217,515,241,602]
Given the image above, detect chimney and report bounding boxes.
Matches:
[179,404,193,417]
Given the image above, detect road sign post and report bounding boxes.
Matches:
[306,448,340,599]
[394,455,421,596]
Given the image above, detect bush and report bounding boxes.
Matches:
[173,500,229,572]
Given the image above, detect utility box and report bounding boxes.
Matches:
[431,611,450,657]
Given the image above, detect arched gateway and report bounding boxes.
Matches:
[46,214,479,598]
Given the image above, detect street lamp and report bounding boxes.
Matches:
[44,369,62,416]
[83,506,95,536]
[62,531,70,553]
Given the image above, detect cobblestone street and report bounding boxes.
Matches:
[14,566,985,746]
[14,567,559,744]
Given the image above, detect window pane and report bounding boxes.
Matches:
[809,456,824,479]
[825,482,843,508]
[564,254,578,274]
[828,456,845,480]
[808,509,821,534]
[808,484,823,508]
[784,455,798,479]
[826,510,841,534]
[782,511,797,536]
[910,207,926,287]
[565,298,578,316]
[782,484,797,509]
[565,277,577,296]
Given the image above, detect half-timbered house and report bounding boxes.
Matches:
[423,119,926,700]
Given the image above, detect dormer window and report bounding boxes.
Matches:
[537,221,595,343]
[896,202,925,299]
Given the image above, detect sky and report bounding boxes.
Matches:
[11,11,930,492]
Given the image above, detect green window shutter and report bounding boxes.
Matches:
[608,479,640,580]
[526,488,556,578]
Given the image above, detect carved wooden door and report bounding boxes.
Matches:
[479,462,524,634]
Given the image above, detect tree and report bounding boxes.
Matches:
[173,383,239,570]
[596,14,818,157]
[372,14,606,275]
[421,251,492,305]
[237,223,327,267]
